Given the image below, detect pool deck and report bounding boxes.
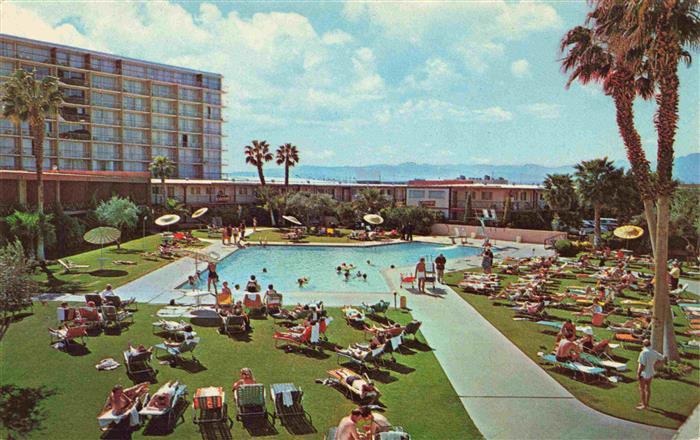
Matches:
[38,234,683,438]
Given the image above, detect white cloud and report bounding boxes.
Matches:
[457,40,505,73]
[321,29,354,45]
[473,106,513,122]
[403,58,463,90]
[523,103,562,119]
[510,59,531,78]
[396,99,470,121]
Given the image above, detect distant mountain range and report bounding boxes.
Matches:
[232,153,700,184]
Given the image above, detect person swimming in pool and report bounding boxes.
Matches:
[298,277,309,288]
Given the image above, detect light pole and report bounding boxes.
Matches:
[142,215,148,252]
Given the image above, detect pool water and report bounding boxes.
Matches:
[190,242,481,294]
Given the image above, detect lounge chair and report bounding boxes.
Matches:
[578,352,627,372]
[56,306,77,324]
[325,427,338,440]
[84,294,103,307]
[101,305,133,329]
[361,300,390,316]
[273,325,319,351]
[399,273,415,289]
[243,293,265,316]
[342,306,365,324]
[152,319,193,337]
[235,384,268,421]
[155,338,200,364]
[402,320,422,341]
[105,295,137,311]
[265,292,283,315]
[537,352,609,382]
[58,258,89,274]
[139,381,188,430]
[327,367,380,403]
[270,383,307,426]
[76,306,103,329]
[614,333,644,348]
[49,325,87,347]
[123,348,158,379]
[192,386,232,430]
[336,344,385,372]
[97,382,150,432]
[378,429,412,440]
[222,315,248,335]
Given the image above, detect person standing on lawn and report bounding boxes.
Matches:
[435,253,447,283]
[636,339,665,410]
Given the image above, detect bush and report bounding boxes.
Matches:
[657,361,693,380]
[50,204,85,257]
[511,210,552,230]
[554,239,578,257]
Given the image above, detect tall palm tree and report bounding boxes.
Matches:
[1,69,63,260]
[244,140,273,186]
[149,156,175,206]
[275,143,300,189]
[587,0,699,358]
[543,174,577,229]
[573,158,623,247]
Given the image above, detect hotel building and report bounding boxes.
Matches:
[0,34,224,180]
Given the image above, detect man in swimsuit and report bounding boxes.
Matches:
[207,261,218,292]
[336,408,364,440]
[415,257,427,293]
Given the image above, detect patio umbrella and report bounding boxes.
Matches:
[282,215,302,226]
[613,225,644,240]
[84,227,121,269]
[192,207,208,219]
[363,214,384,225]
[155,214,181,226]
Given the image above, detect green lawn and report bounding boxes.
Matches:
[32,234,209,294]
[444,263,700,429]
[1,304,481,439]
[247,228,357,244]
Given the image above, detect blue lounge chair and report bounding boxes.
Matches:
[155,338,200,364]
[538,352,609,382]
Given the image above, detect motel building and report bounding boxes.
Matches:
[405,178,546,221]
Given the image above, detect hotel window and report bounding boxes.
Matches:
[59,141,88,158]
[91,74,118,91]
[178,164,197,178]
[124,145,147,161]
[58,158,88,170]
[123,96,149,112]
[93,144,119,162]
[90,57,117,74]
[152,131,175,146]
[123,112,147,128]
[152,147,176,161]
[92,160,117,171]
[152,99,175,115]
[22,64,50,79]
[204,121,221,135]
[204,148,221,162]
[123,161,147,172]
[152,84,176,99]
[91,91,119,109]
[408,190,425,198]
[0,138,17,155]
[204,91,221,105]
[122,63,146,79]
[177,72,197,87]
[0,119,15,135]
[520,192,527,201]
[428,190,445,199]
[92,126,120,142]
[16,45,50,62]
[56,51,85,68]
[0,61,15,76]
[179,148,199,164]
[206,106,221,120]
[0,42,14,57]
[91,109,118,125]
[179,87,201,102]
[123,79,147,95]
[21,138,51,156]
[202,76,221,90]
[204,135,221,148]
[481,191,493,201]
[180,119,201,133]
[59,123,90,140]
[179,102,200,118]
[124,128,148,144]
[239,187,248,195]
[152,115,176,131]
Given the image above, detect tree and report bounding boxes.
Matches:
[0,240,37,339]
[95,196,139,249]
[164,198,189,218]
[609,170,645,224]
[570,0,700,359]
[1,69,63,261]
[286,191,338,226]
[381,205,440,235]
[502,195,512,227]
[353,188,390,214]
[670,188,700,253]
[5,210,55,258]
[149,156,175,206]
[255,186,284,226]
[574,158,623,247]
[463,193,473,224]
[52,203,85,256]
[275,143,300,189]
[543,174,580,230]
[336,202,358,228]
[244,140,273,186]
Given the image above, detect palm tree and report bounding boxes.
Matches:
[573,158,623,247]
[149,156,175,206]
[543,174,577,230]
[244,140,273,186]
[353,188,390,214]
[275,143,300,189]
[5,210,56,258]
[585,0,699,359]
[1,69,63,260]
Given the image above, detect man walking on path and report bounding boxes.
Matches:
[435,253,447,283]
[637,339,664,410]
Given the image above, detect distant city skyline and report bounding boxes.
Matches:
[2,0,698,172]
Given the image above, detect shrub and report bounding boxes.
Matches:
[657,361,693,380]
[50,204,85,257]
[554,239,578,257]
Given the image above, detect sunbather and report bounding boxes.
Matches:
[232,368,257,391]
[556,319,577,342]
[336,341,381,359]
[358,406,392,437]
[107,385,134,415]
[330,370,379,403]
[336,408,365,440]
[163,325,195,347]
[555,338,581,362]
[126,343,149,358]
[246,275,260,293]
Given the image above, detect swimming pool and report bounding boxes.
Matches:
[189,242,482,294]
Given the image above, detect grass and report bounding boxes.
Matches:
[444,261,700,429]
[246,228,357,244]
[31,234,210,294]
[0,304,482,439]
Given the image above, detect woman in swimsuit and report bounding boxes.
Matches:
[207,261,219,292]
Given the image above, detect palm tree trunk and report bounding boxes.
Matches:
[257,165,266,186]
[593,204,601,248]
[643,199,657,257]
[161,177,167,206]
[30,115,46,261]
[284,163,289,189]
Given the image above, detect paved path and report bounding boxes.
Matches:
[382,264,675,439]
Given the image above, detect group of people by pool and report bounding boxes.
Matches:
[336,262,369,282]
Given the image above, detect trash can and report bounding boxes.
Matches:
[400,296,407,309]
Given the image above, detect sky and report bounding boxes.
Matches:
[2,0,698,173]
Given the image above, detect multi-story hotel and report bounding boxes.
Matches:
[0,34,224,179]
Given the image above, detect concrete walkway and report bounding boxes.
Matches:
[383,267,675,439]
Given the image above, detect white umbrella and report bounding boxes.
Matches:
[83,227,121,269]
[155,214,181,226]
[282,215,302,226]
[192,207,208,219]
[363,214,384,225]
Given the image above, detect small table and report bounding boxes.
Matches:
[181,290,211,307]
